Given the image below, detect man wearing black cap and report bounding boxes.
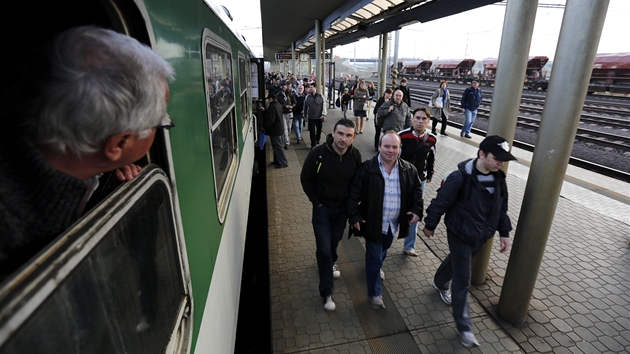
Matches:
[422,135,515,348]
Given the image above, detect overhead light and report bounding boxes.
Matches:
[331,17,342,26]
[357,36,368,40]
[399,19,420,28]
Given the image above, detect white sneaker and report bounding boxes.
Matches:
[403,249,418,257]
[332,264,341,279]
[380,269,385,280]
[432,280,452,305]
[459,331,480,348]
[370,295,385,309]
[323,295,336,311]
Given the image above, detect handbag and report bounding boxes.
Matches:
[434,97,443,109]
[335,97,340,108]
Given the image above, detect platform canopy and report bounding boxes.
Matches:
[260,0,502,62]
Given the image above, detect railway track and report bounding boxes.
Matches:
[332,79,630,181]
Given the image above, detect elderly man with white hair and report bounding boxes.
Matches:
[0,26,175,278]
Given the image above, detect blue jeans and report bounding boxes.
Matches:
[462,109,477,135]
[293,114,303,141]
[312,205,347,298]
[365,230,394,297]
[433,230,484,333]
[403,180,426,251]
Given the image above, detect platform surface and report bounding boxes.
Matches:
[265,105,630,353]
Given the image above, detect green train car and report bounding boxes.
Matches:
[0,0,264,352]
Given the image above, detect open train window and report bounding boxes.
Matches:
[239,54,250,134]
[202,28,239,222]
[0,167,191,353]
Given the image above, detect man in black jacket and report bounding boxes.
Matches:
[262,94,287,168]
[422,135,515,348]
[348,132,423,310]
[301,119,361,311]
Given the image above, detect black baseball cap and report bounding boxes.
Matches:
[479,135,517,161]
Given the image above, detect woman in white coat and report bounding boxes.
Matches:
[430,80,451,136]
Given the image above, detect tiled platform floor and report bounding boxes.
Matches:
[266,106,630,353]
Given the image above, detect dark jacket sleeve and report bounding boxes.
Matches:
[423,171,464,230]
[347,163,366,226]
[373,97,384,116]
[461,88,470,109]
[408,167,424,218]
[426,145,436,181]
[497,179,512,237]
[300,149,321,206]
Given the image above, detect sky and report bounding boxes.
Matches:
[223,0,628,61]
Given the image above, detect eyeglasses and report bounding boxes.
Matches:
[137,114,174,139]
[155,114,175,130]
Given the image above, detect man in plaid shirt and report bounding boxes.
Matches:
[347,132,423,309]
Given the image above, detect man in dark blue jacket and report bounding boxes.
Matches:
[422,135,515,348]
[348,132,423,310]
[460,80,482,138]
[301,119,361,311]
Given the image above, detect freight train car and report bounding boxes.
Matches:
[431,59,477,84]
[0,0,265,353]
[479,56,549,90]
[588,53,630,95]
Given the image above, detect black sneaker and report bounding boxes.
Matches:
[464,134,472,139]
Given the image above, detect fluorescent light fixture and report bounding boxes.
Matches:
[399,19,420,28]
[357,36,368,40]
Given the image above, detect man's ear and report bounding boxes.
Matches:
[103,132,133,162]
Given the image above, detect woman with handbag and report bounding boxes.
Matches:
[352,80,369,134]
[430,80,451,136]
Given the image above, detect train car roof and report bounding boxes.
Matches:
[434,59,476,68]
[260,0,502,62]
[401,61,423,68]
[204,0,252,54]
[593,53,630,69]
[482,58,498,69]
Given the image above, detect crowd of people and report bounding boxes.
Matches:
[283,71,515,348]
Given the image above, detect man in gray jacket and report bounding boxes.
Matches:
[304,86,327,149]
[377,89,412,133]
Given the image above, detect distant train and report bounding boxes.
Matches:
[397,59,476,84]
[1,0,265,353]
[480,56,550,91]
[394,53,630,95]
[587,53,630,95]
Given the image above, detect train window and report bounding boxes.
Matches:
[0,167,191,353]
[202,29,239,222]
[239,54,250,133]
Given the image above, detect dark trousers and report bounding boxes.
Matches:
[433,230,484,333]
[374,123,382,150]
[432,111,448,134]
[308,119,323,147]
[365,230,394,297]
[269,135,287,167]
[312,205,347,297]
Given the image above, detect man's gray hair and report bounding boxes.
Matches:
[29,26,175,155]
